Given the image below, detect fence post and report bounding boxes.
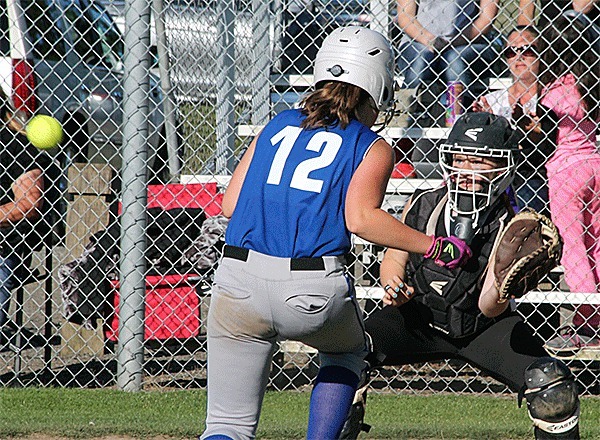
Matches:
[215,0,237,174]
[59,163,116,358]
[117,0,152,392]
[370,0,390,36]
[251,0,271,125]
[153,0,181,179]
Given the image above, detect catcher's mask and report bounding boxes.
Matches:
[440,112,521,238]
[313,26,397,131]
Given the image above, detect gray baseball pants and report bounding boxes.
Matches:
[200,246,367,440]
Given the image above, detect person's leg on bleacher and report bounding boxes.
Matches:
[0,255,19,347]
[398,42,438,125]
[398,41,436,90]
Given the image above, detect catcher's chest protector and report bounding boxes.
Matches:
[405,188,508,338]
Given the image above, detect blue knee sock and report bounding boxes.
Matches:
[201,435,233,440]
[306,366,359,440]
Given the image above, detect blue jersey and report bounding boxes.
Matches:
[225,108,382,258]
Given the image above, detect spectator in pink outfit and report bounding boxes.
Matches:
[538,15,600,354]
[472,25,557,216]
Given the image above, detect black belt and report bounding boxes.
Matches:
[223,245,326,271]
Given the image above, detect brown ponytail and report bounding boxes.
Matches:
[299,81,369,130]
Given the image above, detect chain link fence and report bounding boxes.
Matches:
[1,0,599,396]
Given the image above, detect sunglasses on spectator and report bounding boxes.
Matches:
[504,45,538,59]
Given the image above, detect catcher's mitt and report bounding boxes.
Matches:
[494,209,563,303]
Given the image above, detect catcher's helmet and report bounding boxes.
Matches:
[313,26,395,111]
[440,112,521,219]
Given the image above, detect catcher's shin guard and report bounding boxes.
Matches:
[519,357,580,440]
[338,372,371,439]
[339,334,385,439]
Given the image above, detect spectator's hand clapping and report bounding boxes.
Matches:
[472,97,493,113]
[428,36,450,54]
[448,34,470,48]
[525,113,542,134]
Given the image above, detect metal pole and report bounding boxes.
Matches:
[215,0,237,174]
[370,0,389,36]
[251,0,271,125]
[153,0,181,179]
[272,0,284,74]
[117,0,151,392]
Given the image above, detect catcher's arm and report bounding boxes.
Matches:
[480,209,562,316]
[478,211,530,317]
[479,248,511,318]
[380,195,414,306]
[380,248,414,306]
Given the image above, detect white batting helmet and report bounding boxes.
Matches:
[313,26,395,111]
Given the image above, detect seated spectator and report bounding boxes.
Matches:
[395,0,501,122]
[536,15,600,354]
[472,25,557,215]
[518,0,599,29]
[517,1,599,61]
[0,90,51,348]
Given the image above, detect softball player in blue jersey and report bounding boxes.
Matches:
[200,26,471,440]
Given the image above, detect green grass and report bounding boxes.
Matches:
[1,388,599,439]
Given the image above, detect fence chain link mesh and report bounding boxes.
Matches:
[0,0,598,396]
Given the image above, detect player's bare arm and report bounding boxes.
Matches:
[379,196,414,306]
[380,246,414,306]
[221,137,257,218]
[345,138,433,255]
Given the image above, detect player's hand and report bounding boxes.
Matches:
[424,236,472,269]
[382,276,414,306]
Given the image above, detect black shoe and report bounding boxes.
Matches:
[339,383,371,439]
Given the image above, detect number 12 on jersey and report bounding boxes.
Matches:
[266,125,342,194]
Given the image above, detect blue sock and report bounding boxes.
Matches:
[201,435,233,440]
[306,366,359,440]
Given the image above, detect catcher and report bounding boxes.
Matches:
[341,112,580,440]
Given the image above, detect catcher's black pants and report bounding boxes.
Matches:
[366,302,548,392]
